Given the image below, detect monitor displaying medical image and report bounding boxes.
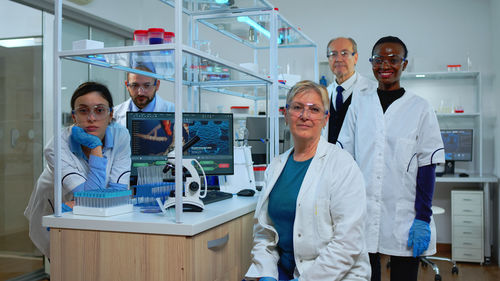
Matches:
[127,112,234,177]
[441,129,473,161]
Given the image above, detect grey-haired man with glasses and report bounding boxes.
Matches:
[114,65,175,127]
[324,37,376,143]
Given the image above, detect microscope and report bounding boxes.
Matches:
[156,135,207,212]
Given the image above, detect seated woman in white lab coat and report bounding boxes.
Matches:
[24,82,131,258]
[337,36,445,281]
[245,80,370,281]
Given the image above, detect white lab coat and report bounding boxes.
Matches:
[246,137,370,281]
[337,88,445,257]
[322,73,377,139]
[113,95,175,127]
[24,123,131,257]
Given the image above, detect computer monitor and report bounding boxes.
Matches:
[126,112,234,181]
[440,129,473,175]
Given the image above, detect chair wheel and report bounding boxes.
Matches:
[452,266,459,274]
[435,274,442,281]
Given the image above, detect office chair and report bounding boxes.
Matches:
[419,206,459,281]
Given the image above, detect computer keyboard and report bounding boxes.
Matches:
[201,190,233,205]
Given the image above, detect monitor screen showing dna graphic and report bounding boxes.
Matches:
[126,112,234,180]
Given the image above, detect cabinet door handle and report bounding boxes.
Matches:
[208,233,229,251]
[463,221,473,224]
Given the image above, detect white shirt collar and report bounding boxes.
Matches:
[334,72,358,103]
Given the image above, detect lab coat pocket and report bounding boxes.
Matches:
[314,199,333,241]
[395,138,417,173]
[393,201,413,248]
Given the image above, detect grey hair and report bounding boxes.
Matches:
[326,37,358,55]
[286,80,329,110]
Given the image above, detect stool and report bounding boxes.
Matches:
[420,206,459,281]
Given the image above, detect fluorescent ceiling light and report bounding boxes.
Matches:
[415,74,426,78]
[237,16,270,38]
[0,37,42,48]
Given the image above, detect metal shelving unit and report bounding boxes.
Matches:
[52,0,317,222]
[402,71,483,174]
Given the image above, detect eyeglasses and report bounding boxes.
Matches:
[286,102,328,120]
[369,55,406,66]
[72,105,111,120]
[327,50,355,59]
[126,80,157,92]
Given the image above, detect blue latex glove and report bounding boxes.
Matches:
[260,278,277,281]
[61,203,73,213]
[108,182,128,190]
[71,126,102,149]
[407,218,431,257]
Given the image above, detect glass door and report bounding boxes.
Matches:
[0,1,45,279]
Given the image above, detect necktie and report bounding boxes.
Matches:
[336,85,344,112]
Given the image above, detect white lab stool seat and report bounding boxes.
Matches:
[420,205,459,281]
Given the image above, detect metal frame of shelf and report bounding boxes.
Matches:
[402,71,483,175]
[191,8,317,159]
[52,0,316,223]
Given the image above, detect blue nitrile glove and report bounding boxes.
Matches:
[108,182,128,190]
[407,218,431,257]
[260,278,277,281]
[61,203,73,213]
[71,126,102,149]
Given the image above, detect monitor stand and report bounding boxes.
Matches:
[444,160,455,175]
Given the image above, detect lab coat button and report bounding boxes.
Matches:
[298,233,302,237]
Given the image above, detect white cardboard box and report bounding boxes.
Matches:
[72,39,104,50]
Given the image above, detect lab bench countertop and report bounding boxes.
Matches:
[43,194,258,236]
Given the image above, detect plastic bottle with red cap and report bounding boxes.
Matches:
[163,32,175,77]
[131,29,154,71]
[148,28,165,44]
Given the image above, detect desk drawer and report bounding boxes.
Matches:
[452,247,483,262]
[452,204,482,216]
[453,237,482,248]
[452,192,482,206]
[453,226,482,238]
[453,215,482,227]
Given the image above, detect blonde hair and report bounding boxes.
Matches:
[286,80,329,111]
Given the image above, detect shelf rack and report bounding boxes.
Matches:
[52,0,317,222]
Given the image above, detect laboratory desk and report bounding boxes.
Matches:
[43,195,258,281]
[436,174,497,264]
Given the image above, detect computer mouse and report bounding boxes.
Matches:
[459,173,469,177]
[237,189,256,197]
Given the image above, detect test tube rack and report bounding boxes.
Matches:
[134,182,175,207]
[73,189,133,217]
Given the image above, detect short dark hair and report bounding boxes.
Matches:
[126,65,157,82]
[371,36,408,58]
[70,82,113,109]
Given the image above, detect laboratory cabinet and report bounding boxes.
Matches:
[45,196,258,281]
[451,190,484,263]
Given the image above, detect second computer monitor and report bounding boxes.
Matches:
[126,112,234,178]
[440,129,473,174]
